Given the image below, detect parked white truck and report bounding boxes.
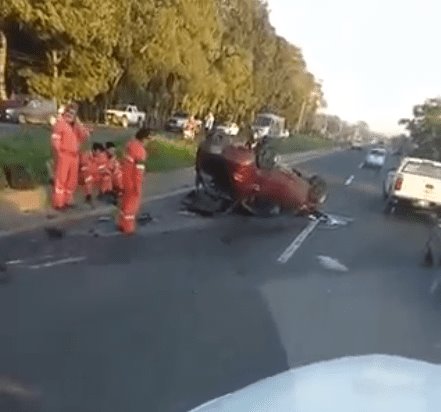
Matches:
[251,113,289,140]
[105,104,146,128]
[383,156,441,214]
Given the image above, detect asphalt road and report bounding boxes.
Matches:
[0,148,440,412]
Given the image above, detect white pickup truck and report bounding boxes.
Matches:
[383,156,441,214]
[105,104,146,128]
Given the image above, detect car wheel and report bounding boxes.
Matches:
[18,114,26,124]
[121,117,129,128]
[383,201,396,215]
[423,244,434,267]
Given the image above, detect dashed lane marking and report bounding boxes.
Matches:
[344,175,354,186]
[27,256,86,270]
[277,219,320,264]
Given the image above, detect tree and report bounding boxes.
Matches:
[399,97,441,159]
[2,0,327,126]
[2,0,122,103]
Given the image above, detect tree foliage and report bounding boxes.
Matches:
[399,97,441,159]
[2,0,325,125]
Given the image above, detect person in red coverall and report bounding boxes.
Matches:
[117,128,151,234]
[51,103,91,210]
[79,143,109,203]
[105,142,123,196]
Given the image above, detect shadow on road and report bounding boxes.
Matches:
[0,224,289,412]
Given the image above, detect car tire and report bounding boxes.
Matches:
[121,116,129,128]
[423,245,434,267]
[18,114,26,124]
[383,201,396,215]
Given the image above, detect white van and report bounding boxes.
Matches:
[251,113,289,139]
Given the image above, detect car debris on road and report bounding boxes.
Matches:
[317,255,349,272]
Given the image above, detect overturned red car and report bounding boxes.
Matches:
[183,133,327,216]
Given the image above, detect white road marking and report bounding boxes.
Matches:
[277,219,320,264]
[344,175,354,186]
[317,255,348,272]
[5,259,23,265]
[27,256,86,270]
[430,277,441,295]
[179,210,198,217]
[358,162,364,169]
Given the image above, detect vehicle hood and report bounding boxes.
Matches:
[188,354,441,412]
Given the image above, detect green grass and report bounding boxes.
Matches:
[271,133,335,154]
[0,125,196,186]
[144,138,196,172]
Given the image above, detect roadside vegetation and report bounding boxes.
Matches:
[398,97,441,160]
[1,0,324,128]
[0,127,197,186]
[272,134,335,154]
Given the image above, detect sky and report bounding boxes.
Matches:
[268,0,441,135]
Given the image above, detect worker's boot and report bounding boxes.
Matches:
[85,194,95,208]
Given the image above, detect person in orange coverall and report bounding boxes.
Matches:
[79,143,109,203]
[51,103,91,210]
[105,141,123,196]
[117,128,151,234]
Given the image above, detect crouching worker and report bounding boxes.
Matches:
[79,143,109,204]
[105,142,123,196]
[117,128,151,234]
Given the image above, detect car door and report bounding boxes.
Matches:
[131,107,140,123]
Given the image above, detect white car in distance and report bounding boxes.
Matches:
[363,147,387,169]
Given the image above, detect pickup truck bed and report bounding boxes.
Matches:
[385,157,441,213]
